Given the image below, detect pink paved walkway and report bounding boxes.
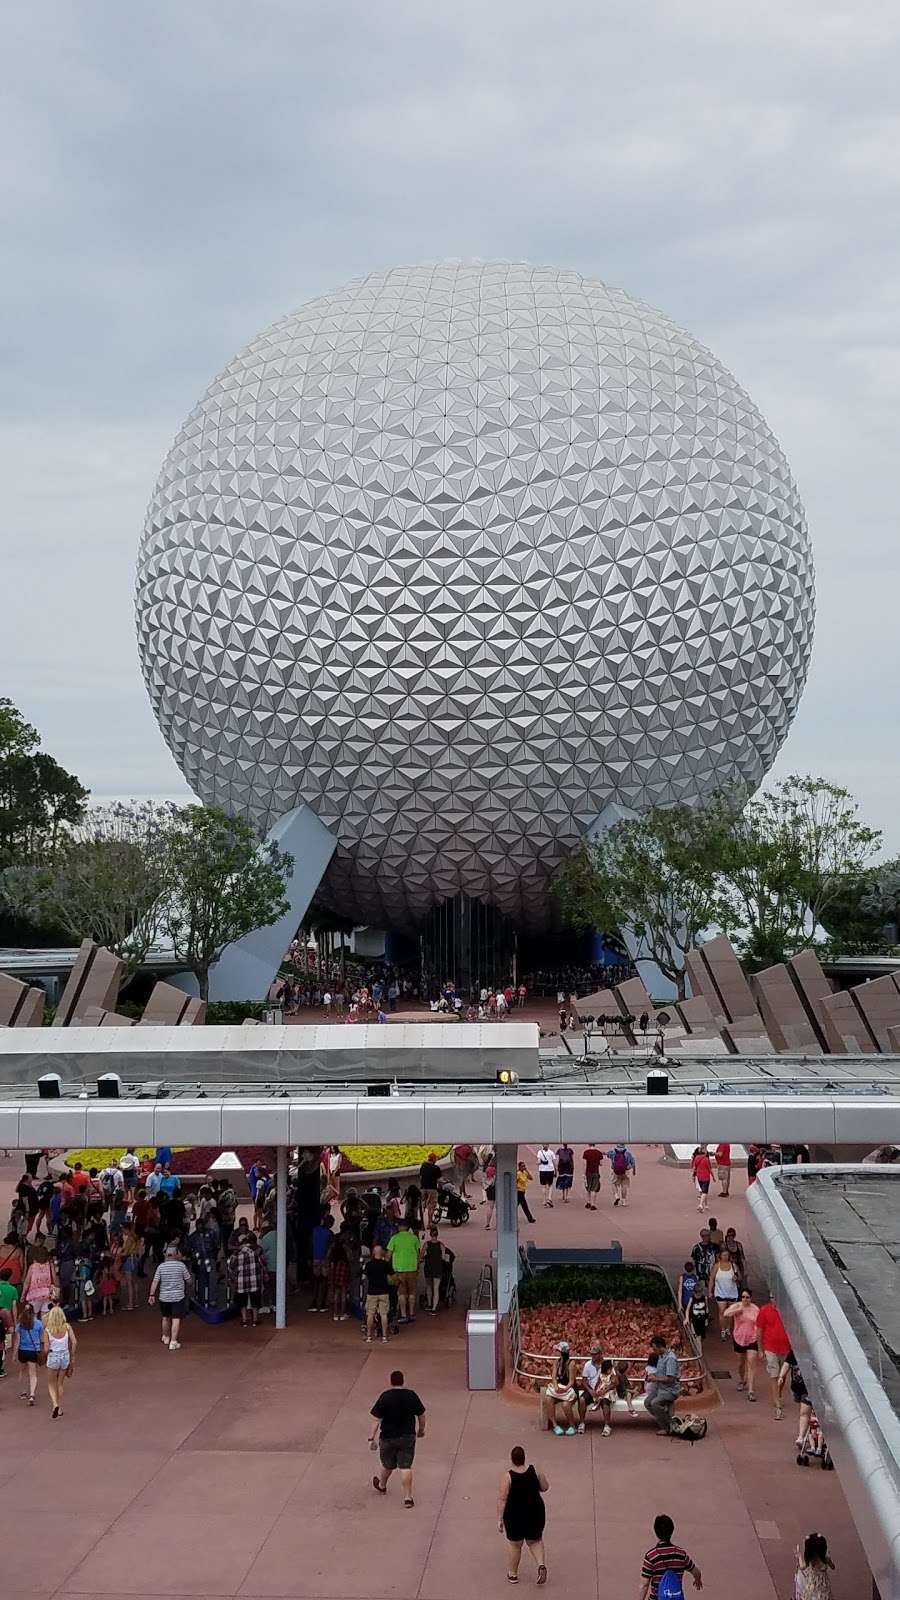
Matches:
[0,1149,865,1599]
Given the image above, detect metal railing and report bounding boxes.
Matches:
[470,1262,495,1309]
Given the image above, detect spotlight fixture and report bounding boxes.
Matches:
[646,1069,669,1097]
[97,1073,121,1099]
[496,1069,519,1087]
[366,1083,391,1097]
[37,1073,61,1100]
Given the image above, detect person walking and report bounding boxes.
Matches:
[497,1445,548,1585]
[386,1219,420,1324]
[516,1161,535,1224]
[148,1243,192,1350]
[607,1143,635,1207]
[582,1143,603,1209]
[368,1369,426,1507]
[642,1335,681,1436]
[419,1152,442,1224]
[685,1281,710,1349]
[21,1240,56,1316]
[483,1153,497,1230]
[756,1288,792,1419]
[639,1514,703,1597]
[793,1532,835,1598]
[13,1301,42,1404]
[421,1226,451,1314]
[693,1147,713,1212]
[554,1142,574,1203]
[41,1304,77,1419]
[708,1248,740,1340]
[536,1145,557,1207]
[714,1141,731,1197]
[722,1288,760,1401]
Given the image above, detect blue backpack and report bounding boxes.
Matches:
[657,1571,684,1599]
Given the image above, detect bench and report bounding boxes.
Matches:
[539,1385,649,1430]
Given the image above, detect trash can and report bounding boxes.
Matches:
[466,1309,501,1390]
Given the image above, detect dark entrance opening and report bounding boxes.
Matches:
[420,894,516,1001]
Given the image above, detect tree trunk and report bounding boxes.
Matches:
[198,966,210,1002]
[676,969,687,1001]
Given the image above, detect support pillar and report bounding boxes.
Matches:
[494,1142,520,1313]
[275,1143,287,1329]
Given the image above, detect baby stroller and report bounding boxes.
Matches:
[796,1407,833,1469]
[435,1180,471,1227]
[439,1251,457,1307]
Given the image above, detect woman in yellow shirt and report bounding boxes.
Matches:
[516,1161,535,1223]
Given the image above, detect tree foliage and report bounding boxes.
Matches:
[0,698,88,868]
[722,776,882,968]
[164,806,293,1000]
[1,802,175,974]
[555,799,735,998]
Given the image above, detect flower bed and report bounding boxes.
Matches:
[515,1264,703,1396]
[65,1146,273,1176]
[340,1144,451,1174]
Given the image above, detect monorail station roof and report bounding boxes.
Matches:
[776,1169,900,1415]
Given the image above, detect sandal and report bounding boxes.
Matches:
[506,1576,518,1584]
[372,1476,386,1494]
[403,1497,414,1507]
[537,1564,548,1585]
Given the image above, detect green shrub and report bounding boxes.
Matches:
[204,1000,269,1025]
[518,1264,671,1309]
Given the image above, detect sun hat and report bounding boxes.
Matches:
[557,1340,570,1352]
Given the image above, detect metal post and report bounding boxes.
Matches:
[494,1142,519,1314]
[275,1143,287,1329]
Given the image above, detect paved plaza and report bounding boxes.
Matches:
[0,1148,866,1598]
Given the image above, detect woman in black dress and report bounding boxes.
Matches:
[497,1445,548,1584]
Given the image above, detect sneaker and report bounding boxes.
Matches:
[748,1392,757,1402]
[577,1422,585,1434]
[774,1405,783,1420]
[565,1426,577,1436]
[553,1425,564,1435]
[613,1198,619,1206]
[161,1334,170,1345]
[168,1340,181,1351]
[602,1425,611,1437]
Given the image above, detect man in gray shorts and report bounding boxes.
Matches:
[368,1369,426,1506]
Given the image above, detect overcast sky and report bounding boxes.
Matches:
[3,1,899,850]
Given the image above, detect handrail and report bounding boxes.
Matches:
[470,1262,495,1309]
[515,1346,703,1393]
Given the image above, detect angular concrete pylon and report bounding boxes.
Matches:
[77,1007,136,1027]
[684,949,726,1021]
[820,988,876,1054]
[786,949,833,1051]
[850,974,900,1052]
[140,981,206,1026]
[54,940,125,1025]
[675,994,721,1038]
[696,935,759,1023]
[0,971,45,1026]
[208,802,336,1002]
[750,963,821,1052]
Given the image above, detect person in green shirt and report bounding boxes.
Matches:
[386,1221,420,1324]
[0,1267,19,1375]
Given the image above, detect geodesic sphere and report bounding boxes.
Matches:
[135,260,814,931]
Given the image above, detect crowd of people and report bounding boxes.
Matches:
[0,1150,282,1366]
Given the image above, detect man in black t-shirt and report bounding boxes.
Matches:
[364,1244,393,1343]
[419,1155,442,1223]
[368,1369,426,1505]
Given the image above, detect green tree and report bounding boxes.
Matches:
[0,698,88,867]
[722,775,882,968]
[1,802,175,976]
[555,799,735,999]
[165,806,293,1000]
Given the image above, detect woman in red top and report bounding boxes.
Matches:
[693,1148,713,1212]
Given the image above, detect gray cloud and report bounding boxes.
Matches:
[3,0,899,847]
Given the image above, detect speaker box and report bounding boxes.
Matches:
[97,1074,121,1099]
[646,1070,669,1096]
[366,1082,391,1097]
[38,1074,62,1099]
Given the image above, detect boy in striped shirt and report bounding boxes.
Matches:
[639,1514,703,1597]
